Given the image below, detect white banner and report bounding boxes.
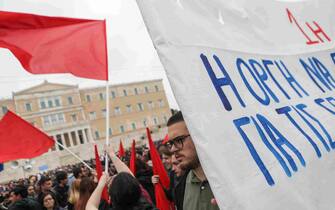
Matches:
[136,0,335,209]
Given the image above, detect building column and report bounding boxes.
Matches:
[75,130,80,144]
[68,131,74,147]
[82,129,88,143]
[87,128,94,143]
[53,136,59,151]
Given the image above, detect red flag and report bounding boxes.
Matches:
[146,128,174,210]
[129,140,136,175]
[162,134,169,145]
[94,144,109,202]
[0,10,108,80]
[118,140,125,158]
[0,111,54,162]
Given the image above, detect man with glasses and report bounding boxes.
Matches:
[166,111,219,210]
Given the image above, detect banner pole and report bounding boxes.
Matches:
[54,141,93,170]
[104,19,110,173]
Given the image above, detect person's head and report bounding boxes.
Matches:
[158,144,173,170]
[55,171,68,186]
[27,185,35,197]
[72,167,83,179]
[109,172,141,209]
[171,155,185,177]
[166,111,200,171]
[40,192,58,210]
[28,175,37,185]
[9,186,27,203]
[75,177,96,210]
[81,165,89,177]
[68,179,81,205]
[39,176,52,193]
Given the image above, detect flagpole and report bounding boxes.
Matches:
[105,81,110,173]
[54,141,93,171]
[104,19,110,173]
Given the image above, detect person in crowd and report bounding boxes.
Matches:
[28,176,37,185]
[40,191,60,210]
[134,159,155,204]
[8,186,42,210]
[27,185,35,199]
[68,179,81,210]
[75,177,96,210]
[37,176,53,203]
[53,171,69,210]
[166,111,219,210]
[158,145,173,172]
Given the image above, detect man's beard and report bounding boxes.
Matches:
[180,155,200,171]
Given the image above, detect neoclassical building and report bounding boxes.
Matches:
[0,79,171,181]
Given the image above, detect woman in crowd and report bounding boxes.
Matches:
[86,146,156,210]
[68,179,81,210]
[40,191,60,210]
[75,177,96,210]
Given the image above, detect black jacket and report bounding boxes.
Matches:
[8,198,42,210]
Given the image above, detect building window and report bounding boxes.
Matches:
[131,122,136,130]
[102,109,107,118]
[43,113,65,126]
[155,85,159,92]
[158,99,165,107]
[111,91,116,98]
[163,116,168,123]
[114,107,121,115]
[148,101,154,110]
[143,119,147,127]
[99,93,105,100]
[109,128,113,136]
[71,114,77,122]
[145,86,149,93]
[55,98,61,107]
[68,97,73,105]
[126,105,132,113]
[153,117,158,125]
[1,106,7,114]
[40,97,61,109]
[134,88,138,95]
[95,131,100,140]
[40,101,46,109]
[137,103,144,111]
[86,95,91,102]
[25,103,32,112]
[89,112,96,120]
[120,125,125,133]
[123,89,127,96]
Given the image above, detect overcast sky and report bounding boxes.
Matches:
[0,0,179,108]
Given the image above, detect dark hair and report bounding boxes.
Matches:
[109,172,141,210]
[38,176,51,186]
[10,186,28,198]
[40,191,58,210]
[167,111,184,126]
[72,167,81,179]
[55,171,67,183]
[157,144,172,156]
[75,177,96,210]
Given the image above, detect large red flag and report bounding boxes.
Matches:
[0,111,54,162]
[118,140,125,158]
[0,10,108,80]
[146,128,174,210]
[94,144,109,202]
[162,134,169,145]
[129,140,136,175]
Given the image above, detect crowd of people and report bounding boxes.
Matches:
[0,111,219,210]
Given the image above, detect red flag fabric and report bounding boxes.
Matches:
[0,10,108,80]
[162,134,169,145]
[118,140,125,158]
[0,111,54,162]
[129,140,136,175]
[146,128,174,210]
[94,144,109,203]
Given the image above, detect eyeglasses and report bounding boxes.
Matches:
[166,135,190,150]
